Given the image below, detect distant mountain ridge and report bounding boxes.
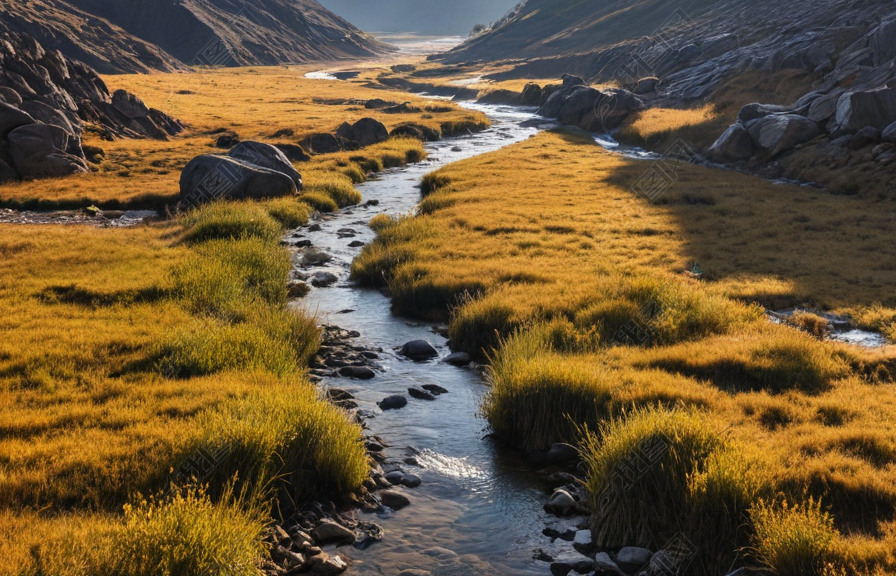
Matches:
[0,0,389,74]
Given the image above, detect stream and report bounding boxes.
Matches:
[293,103,575,575]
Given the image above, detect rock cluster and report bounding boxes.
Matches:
[302,117,390,154]
[0,22,181,183]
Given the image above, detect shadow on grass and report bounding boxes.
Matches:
[37,284,170,308]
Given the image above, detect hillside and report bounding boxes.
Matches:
[439,0,895,99]
[318,0,518,35]
[0,0,389,74]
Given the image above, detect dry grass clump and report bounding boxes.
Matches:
[750,498,840,576]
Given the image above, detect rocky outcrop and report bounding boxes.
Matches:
[0,0,389,74]
[0,21,180,183]
[537,85,644,132]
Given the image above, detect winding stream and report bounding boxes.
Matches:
[293,103,574,574]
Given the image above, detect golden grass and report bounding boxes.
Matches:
[355,127,896,573]
[0,67,482,209]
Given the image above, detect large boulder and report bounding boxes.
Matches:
[708,123,755,161]
[111,89,150,119]
[18,100,79,136]
[228,141,303,190]
[302,132,343,154]
[335,118,389,148]
[0,102,35,136]
[835,87,896,132]
[520,83,544,106]
[179,155,297,206]
[7,123,88,179]
[747,113,822,157]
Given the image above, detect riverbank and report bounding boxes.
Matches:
[354,127,896,574]
[0,68,491,576]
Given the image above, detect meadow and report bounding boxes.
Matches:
[0,68,489,575]
[353,128,896,575]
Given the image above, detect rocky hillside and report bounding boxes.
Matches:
[0,0,388,74]
[0,21,181,183]
[443,0,896,192]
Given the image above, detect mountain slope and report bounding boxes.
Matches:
[439,0,895,99]
[0,0,389,74]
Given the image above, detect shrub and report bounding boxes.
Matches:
[180,202,281,244]
[263,198,311,229]
[192,377,367,502]
[583,408,724,549]
[106,487,266,576]
[298,192,339,213]
[750,498,839,576]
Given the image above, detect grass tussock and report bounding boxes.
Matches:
[180,201,282,244]
[750,498,839,576]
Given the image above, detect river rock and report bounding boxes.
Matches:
[7,123,88,179]
[593,552,625,576]
[408,387,437,401]
[228,141,303,189]
[442,351,471,366]
[398,570,430,576]
[271,545,305,569]
[544,489,577,516]
[311,272,339,287]
[311,519,355,545]
[400,340,439,360]
[378,395,408,410]
[380,489,411,510]
[835,87,896,132]
[309,553,348,575]
[339,366,375,380]
[179,154,297,206]
[385,470,422,488]
[550,551,595,576]
[545,443,579,465]
[746,113,821,157]
[708,123,754,161]
[336,118,389,148]
[421,384,448,395]
[616,546,653,573]
[302,248,333,266]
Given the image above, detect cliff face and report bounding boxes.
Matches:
[0,0,389,74]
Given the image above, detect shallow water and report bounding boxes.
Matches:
[293,103,572,574]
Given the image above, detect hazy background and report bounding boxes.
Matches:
[317,0,520,35]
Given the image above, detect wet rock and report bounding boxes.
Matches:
[421,384,448,395]
[308,553,348,575]
[544,489,577,516]
[348,240,365,248]
[385,470,422,488]
[616,546,653,573]
[378,395,407,410]
[311,519,355,545]
[442,351,471,366]
[302,248,333,266]
[311,272,339,287]
[550,551,595,576]
[228,141,303,189]
[408,387,436,401]
[380,489,411,510]
[400,340,439,360]
[339,365,375,380]
[337,228,357,238]
[546,443,579,465]
[572,529,593,555]
[271,545,305,569]
[593,552,625,576]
